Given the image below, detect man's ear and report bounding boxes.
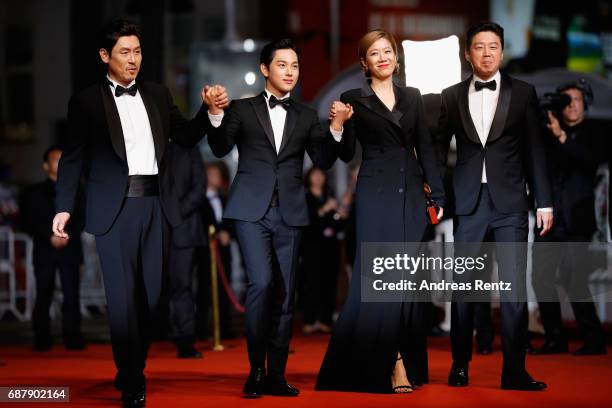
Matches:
[464,51,471,65]
[260,63,269,79]
[99,48,110,64]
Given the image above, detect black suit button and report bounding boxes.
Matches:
[399,188,404,193]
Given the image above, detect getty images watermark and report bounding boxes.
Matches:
[360,242,612,303]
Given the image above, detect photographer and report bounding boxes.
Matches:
[531,80,607,356]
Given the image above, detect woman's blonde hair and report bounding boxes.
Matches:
[357,29,400,76]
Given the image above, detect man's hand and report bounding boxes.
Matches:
[50,235,69,249]
[329,102,353,131]
[52,212,71,239]
[536,210,554,236]
[203,85,229,115]
[546,111,567,143]
[216,230,231,247]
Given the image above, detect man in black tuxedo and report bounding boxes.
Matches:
[52,20,226,406]
[203,39,350,398]
[21,146,85,351]
[531,81,606,356]
[167,142,208,359]
[438,22,553,391]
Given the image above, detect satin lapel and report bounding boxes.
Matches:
[486,74,512,144]
[99,83,127,163]
[138,82,166,162]
[251,95,276,151]
[356,81,402,129]
[278,103,300,156]
[457,77,481,144]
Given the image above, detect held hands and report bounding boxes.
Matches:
[203,85,229,115]
[546,111,567,143]
[536,210,554,236]
[52,212,71,240]
[329,101,354,131]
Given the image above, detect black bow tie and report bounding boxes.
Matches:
[474,80,497,91]
[268,94,293,110]
[114,83,138,97]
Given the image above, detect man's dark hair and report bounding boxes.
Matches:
[99,19,141,56]
[259,38,300,67]
[43,145,62,162]
[466,22,504,50]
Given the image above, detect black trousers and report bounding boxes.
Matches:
[32,257,81,343]
[234,206,301,380]
[532,240,605,347]
[451,185,529,377]
[95,197,167,392]
[168,246,197,344]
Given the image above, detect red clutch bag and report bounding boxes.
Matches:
[424,183,439,225]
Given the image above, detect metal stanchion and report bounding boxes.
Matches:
[208,225,224,351]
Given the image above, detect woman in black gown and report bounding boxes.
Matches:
[315,29,445,394]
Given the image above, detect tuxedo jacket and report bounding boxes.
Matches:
[56,80,210,235]
[167,142,208,248]
[206,93,340,227]
[438,73,552,215]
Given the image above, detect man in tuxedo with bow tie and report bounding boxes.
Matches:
[52,19,226,407]
[203,39,351,398]
[438,22,553,391]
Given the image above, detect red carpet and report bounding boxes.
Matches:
[0,335,610,407]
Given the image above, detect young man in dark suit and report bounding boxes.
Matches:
[21,146,85,352]
[52,20,226,407]
[203,39,351,398]
[438,22,553,391]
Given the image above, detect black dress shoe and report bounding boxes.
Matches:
[33,341,52,352]
[264,380,300,396]
[121,388,146,407]
[476,345,493,355]
[243,368,265,398]
[530,340,568,355]
[501,375,547,391]
[65,338,87,351]
[573,344,607,356]
[448,364,469,387]
[176,345,203,359]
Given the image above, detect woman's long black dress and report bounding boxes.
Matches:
[315,82,445,393]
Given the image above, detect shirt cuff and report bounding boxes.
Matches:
[208,111,224,128]
[536,207,553,213]
[330,126,343,142]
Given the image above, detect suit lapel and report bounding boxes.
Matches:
[356,81,402,129]
[251,95,276,151]
[486,73,512,144]
[99,83,127,163]
[457,77,482,144]
[278,103,300,156]
[138,81,166,162]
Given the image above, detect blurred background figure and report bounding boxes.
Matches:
[167,142,208,359]
[531,80,607,356]
[299,166,343,335]
[198,161,235,340]
[20,146,85,351]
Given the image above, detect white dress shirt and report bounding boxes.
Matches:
[468,70,501,183]
[208,88,343,152]
[107,75,158,175]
